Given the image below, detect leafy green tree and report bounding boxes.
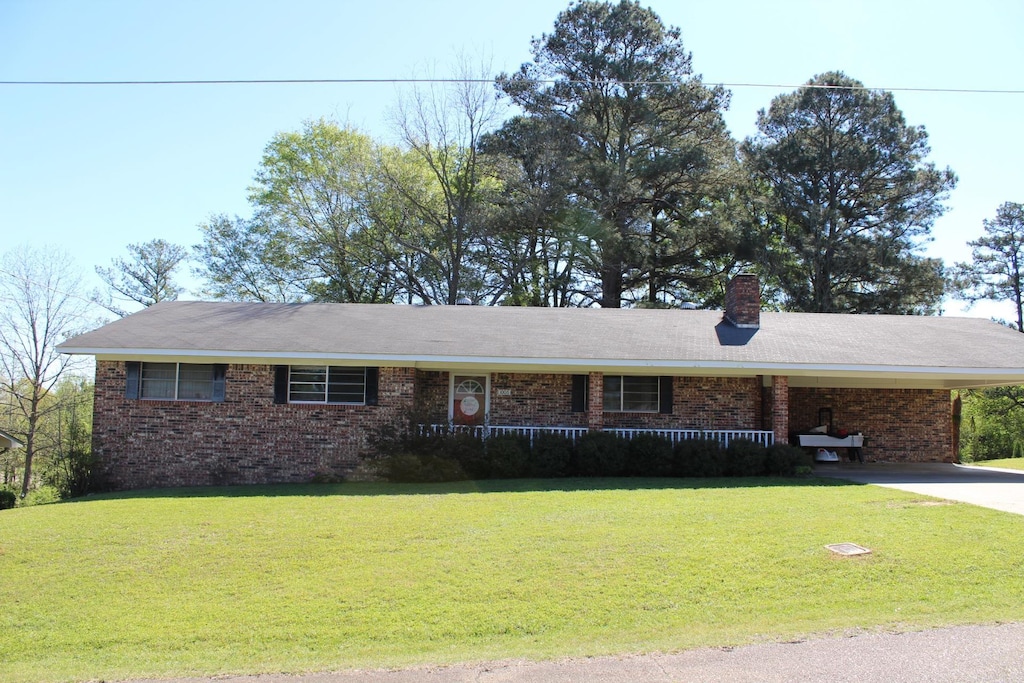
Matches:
[43,378,94,498]
[194,122,410,304]
[93,239,188,316]
[1,377,94,498]
[194,110,502,306]
[637,171,765,309]
[498,0,736,307]
[193,214,306,302]
[365,144,463,304]
[0,246,89,497]
[951,202,1024,332]
[385,58,503,305]
[960,387,1024,461]
[742,71,956,313]
[479,115,593,306]
[248,120,398,303]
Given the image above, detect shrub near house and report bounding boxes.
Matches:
[370,430,811,482]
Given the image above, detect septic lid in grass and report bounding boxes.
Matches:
[825,542,872,556]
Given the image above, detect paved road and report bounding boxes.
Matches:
[132,622,1024,682]
[813,462,1024,515]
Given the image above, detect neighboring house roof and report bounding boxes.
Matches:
[57,301,1024,389]
[0,429,23,449]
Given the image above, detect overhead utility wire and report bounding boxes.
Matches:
[0,78,1021,95]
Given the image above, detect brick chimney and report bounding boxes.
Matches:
[725,274,760,328]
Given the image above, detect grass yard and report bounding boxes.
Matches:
[968,457,1024,471]
[2,477,1023,683]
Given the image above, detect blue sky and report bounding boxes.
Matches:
[1,0,1021,319]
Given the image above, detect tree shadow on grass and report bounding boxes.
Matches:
[73,475,857,502]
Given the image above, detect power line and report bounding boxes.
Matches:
[0,78,1021,95]
[722,82,1023,95]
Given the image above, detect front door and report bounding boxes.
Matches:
[451,374,488,426]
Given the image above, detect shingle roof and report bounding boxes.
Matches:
[58,301,1024,388]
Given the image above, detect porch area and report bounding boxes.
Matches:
[412,370,788,449]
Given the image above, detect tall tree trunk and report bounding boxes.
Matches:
[20,397,39,498]
[601,261,623,308]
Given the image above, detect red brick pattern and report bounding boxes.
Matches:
[92,360,955,489]
[587,372,604,430]
[771,376,790,444]
[92,361,415,490]
[725,274,760,327]
[602,376,761,430]
[789,387,952,462]
[490,373,587,427]
[413,370,449,423]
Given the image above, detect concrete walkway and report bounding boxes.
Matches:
[813,462,1024,515]
[132,622,1024,682]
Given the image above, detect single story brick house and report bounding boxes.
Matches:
[58,275,1024,490]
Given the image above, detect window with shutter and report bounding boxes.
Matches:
[603,376,662,412]
[285,366,371,405]
[131,362,223,402]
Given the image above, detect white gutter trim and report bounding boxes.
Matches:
[58,346,1024,379]
[0,429,24,449]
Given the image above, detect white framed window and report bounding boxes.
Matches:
[603,375,661,412]
[288,365,367,404]
[139,362,218,401]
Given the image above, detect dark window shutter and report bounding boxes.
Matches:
[273,365,288,404]
[125,361,141,399]
[212,364,227,403]
[571,374,587,412]
[659,376,673,414]
[365,367,379,406]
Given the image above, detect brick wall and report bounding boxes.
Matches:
[412,374,760,430]
[92,361,414,490]
[414,370,449,423]
[92,361,953,490]
[412,372,588,427]
[489,373,587,427]
[602,376,761,429]
[789,387,952,462]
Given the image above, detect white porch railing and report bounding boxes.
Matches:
[419,424,589,445]
[419,424,774,447]
[488,425,590,444]
[608,428,773,447]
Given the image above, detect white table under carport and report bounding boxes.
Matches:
[798,433,865,462]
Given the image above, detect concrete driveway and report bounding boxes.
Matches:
[814,462,1024,515]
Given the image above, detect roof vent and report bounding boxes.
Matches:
[455,297,473,306]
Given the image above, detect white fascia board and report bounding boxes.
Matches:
[0,429,24,449]
[69,347,1024,384]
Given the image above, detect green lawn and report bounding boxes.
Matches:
[968,457,1024,471]
[1,478,1022,683]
